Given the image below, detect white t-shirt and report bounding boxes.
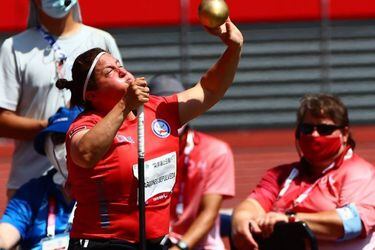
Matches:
[0,24,123,189]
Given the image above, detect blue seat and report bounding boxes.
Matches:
[219,213,236,249]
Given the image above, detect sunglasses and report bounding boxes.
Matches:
[299,123,343,136]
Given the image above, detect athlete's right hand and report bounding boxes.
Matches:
[124,77,150,111]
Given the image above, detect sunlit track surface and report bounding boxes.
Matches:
[0,140,13,213]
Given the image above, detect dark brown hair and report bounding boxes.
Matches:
[56,48,107,109]
[296,93,355,148]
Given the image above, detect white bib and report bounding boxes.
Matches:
[41,233,69,250]
[133,152,177,203]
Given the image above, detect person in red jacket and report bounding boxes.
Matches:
[232,94,375,250]
[56,18,243,250]
[148,75,235,250]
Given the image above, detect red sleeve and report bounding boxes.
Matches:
[67,112,101,142]
[248,164,294,211]
[203,140,235,198]
[337,155,375,236]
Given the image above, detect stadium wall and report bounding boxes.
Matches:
[1,0,375,32]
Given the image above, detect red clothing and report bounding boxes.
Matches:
[66,95,180,242]
[249,149,375,249]
[171,130,235,249]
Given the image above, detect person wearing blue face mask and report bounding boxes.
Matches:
[0,0,123,199]
[0,106,81,250]
[41,0,78,19]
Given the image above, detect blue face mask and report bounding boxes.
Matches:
[41,0,77,19]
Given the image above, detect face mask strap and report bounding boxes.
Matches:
[52,143,68,180]
[44,134,68,186]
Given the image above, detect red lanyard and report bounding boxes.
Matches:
[47,197,56,238]
[47,196,77,236]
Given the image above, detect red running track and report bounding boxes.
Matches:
[1,126,375,213]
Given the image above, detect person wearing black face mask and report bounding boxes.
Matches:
[232,94,375,250]
[0,0,123,199]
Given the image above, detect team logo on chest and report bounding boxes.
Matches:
[152,119,171,138]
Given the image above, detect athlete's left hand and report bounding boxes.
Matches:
[204,18,243,48]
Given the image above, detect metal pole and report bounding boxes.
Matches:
[319,0,332,92]
[180,0,190,86]
[137,105,146,250]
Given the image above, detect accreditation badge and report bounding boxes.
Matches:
[41,233,70,250]
[133,152,177,203]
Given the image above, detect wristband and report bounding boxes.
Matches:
[286,211,297,223]
[336,203,362,241]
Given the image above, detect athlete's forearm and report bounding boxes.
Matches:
[177,45,242,126]
[176,21,243,125]
[200,44,242,102]
[72,100,130,168]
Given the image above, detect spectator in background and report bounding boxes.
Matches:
[0,0,123,198]
[58,17,242,249]
[232,94,375,250]
[0,106,81,250]
[148,75,235,250]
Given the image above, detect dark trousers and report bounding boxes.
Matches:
[68,237,169,250]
